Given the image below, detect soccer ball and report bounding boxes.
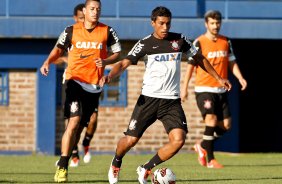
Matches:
[151,167,176,184]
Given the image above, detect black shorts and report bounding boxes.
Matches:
[64,80,100,127]
[124,95,188,138]
[195,92,231,121]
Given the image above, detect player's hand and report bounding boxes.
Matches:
[40,63,49,76]
[239,78,247,91]
[99,75,111,87]
[219,78,232,91]
[180,90,188,102]
[95,58,105,68]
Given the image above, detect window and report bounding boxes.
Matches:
[100,69,127,107]
[56,68,128,107]
[0,71,9,106]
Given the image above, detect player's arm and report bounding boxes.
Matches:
[229,61,247,90]
[40,27,72,76]
[227,38,247,90]
[40,47,64,76]
[99,59,131,86]
[95,27,122,67]
[181,63,194,102]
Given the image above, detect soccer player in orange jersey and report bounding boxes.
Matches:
[40,0,121,182]
[181,10,247,169]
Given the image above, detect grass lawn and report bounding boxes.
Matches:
[0,152,282,183]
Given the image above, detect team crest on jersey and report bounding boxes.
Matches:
[128,119,137,130]
[70,102,79,113]
[171,40,179,51]
[203,100,212,109]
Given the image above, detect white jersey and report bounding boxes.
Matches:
[126,33,197,99]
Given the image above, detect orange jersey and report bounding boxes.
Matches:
[191,35,235,88]
[57,22,117,84]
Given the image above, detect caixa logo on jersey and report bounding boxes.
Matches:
[76,41,103,49]
[154,53,181,62]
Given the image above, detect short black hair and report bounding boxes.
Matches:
[151,6,172,22]
[73,3,84,16]
[204,10,222,22]
[84,0,101,7]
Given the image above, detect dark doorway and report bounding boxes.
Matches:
[233,39,282,152]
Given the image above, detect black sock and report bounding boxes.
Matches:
[201,126,215,162]
[72,145,79,159]
[58,156,70,169]
[214,126,227,141]
[143,154,163,170]
[112,154,123,168]
[82,133,93,147]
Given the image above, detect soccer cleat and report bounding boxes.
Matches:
[55,160,59,167]
[207,159,224,169]
[193,143,207,166]
[69,157,80,167]
[108,165,121,184]
[83,146,91,163]
[136,165,151,184]
[83,151,91,163]
[54,167,68,183]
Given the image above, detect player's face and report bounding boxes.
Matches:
[74,10,84,23]
[83,1,101,23]
[152,16,171,39]
[205,17,221,36]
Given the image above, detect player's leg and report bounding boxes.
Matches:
[55,79,82,182]
[137,98,187,184]
[214,93,232,139]
[109,135,140,184]
[82,112,98,163]
[80,91,100,163]
[137,128,186,183]
[69,125,84,167]
[194,92,220,167]
[55,116,80,182]
[214,117,231,139]
[202,114,219,166]
[109,95,157,184]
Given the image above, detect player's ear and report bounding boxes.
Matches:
[83,7,86,15]
[151,20,155,27]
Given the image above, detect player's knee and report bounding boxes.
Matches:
[171,137,185,148]
[125,136,139,147]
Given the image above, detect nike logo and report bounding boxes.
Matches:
[183,121,187,125]
[212,62,220,66]
[152,46,159,49]
[80,53,94,59]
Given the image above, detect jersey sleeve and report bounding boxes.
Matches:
[227,38,236,62]
[56,26,73,51]
[125,39,146,65]
[187,39,200,65]
[107,26,122,53]
[181,34,198,59]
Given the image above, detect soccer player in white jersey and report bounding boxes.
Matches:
[100,6,231,184]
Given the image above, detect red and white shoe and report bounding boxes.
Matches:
[136,165,151,184]
[69,157,80,167]
[108,165,121,184]
[193,143,207,166]
[83,146,91,163]
[207,159,224,169]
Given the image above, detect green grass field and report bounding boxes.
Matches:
[0,152,282,183]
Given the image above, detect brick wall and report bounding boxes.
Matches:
[0,71,36,151]
[55,61,204,154]
[0,52,204,154]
